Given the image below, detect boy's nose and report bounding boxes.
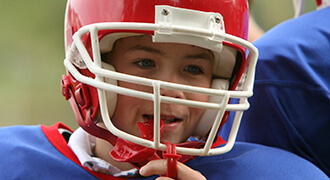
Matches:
[157,73,185,99]
[160,87,185,99]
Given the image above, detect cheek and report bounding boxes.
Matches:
[118,81,153,93]
[110,95,142,136]
[190,107,205,125]
[111,95,134,127]
[185,91,209,103]
[185,94,208,129]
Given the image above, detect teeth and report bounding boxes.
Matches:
[161,117,176,124]
[161,117,174,121]
[143,115,179,123]
[163,120,171,123]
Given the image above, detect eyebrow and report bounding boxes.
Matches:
[184,53,213,62]
[128,45,213,61]
[128,45,165,56]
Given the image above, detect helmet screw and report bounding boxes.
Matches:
[162,8,170,16]
[214,17,221,24]
[78,60,84,66]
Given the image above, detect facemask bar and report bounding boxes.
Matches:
[64,20,258,156]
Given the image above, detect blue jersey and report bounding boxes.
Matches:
[222,7,330,176]
[0,123,327,179]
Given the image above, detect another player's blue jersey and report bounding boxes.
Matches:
[0,123,328,179]
[221,7,330,176]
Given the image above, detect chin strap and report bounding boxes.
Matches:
[163,142,181,179]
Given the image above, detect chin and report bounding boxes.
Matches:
[160,135,184,144]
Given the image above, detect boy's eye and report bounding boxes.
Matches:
[135,59,155,68]
[184,65,203,75]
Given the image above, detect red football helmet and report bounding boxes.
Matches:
[62,0,258,158]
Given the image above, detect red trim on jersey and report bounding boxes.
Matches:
[40,122,129,179]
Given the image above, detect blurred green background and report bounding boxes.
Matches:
[0,0,316,129]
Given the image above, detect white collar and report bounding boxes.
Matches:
[68,127,138,177]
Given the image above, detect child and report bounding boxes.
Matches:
[0,0,327,179]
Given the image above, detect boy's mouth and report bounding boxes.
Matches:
[143,114,182,124]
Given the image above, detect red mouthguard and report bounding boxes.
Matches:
[110,118,163,167]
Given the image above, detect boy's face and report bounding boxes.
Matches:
[103,35,214,144]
